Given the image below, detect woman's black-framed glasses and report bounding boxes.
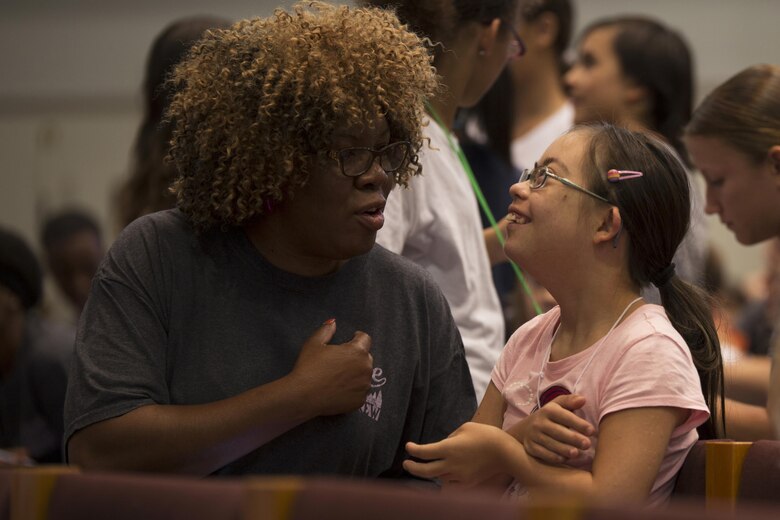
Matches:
[330,141,411,178]
[519,165,609,204]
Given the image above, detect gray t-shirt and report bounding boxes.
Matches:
[64,209,475,477]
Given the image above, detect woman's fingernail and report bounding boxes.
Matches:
[323,318,335,325]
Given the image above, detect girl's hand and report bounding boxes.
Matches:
[507,394,595,464]
[402,422,514,487]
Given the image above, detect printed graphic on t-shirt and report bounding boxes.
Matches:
[505,376,535,408]
[361,367,386,421]
[531,384,571,412]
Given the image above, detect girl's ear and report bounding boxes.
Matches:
[594,206,623,248]
[477,18,503,57]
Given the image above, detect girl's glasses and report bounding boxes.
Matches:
[519,165,610,204]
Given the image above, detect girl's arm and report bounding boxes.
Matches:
[405,406,685,503]
[465,382,513,490]
[471,383,594,465]
[472,382,506,426]
[506,394,594,463]
[724,398,772,440]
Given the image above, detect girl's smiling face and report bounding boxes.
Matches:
[685,135,780,245]
[505,131,607,281]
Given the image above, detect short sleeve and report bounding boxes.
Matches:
[416,276,476,443]
[491,333,518,394]
[63,218,172,452]
[599,333,709,434]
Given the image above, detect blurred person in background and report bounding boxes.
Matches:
[684,63,780,439]
[358,0,523,400]
[1,227,73,464]
[115,15,231,229]
[565,15,708,294]
[40,209,104,321]
[459,0,574,333]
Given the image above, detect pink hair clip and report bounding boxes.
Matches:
[607,169,644,183]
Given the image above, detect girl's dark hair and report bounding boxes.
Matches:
[579,122,724,439]
[116,16,231,229]
[581,16,693,165]
[466,0,573,165]
[356,0,519,55]
[520,0,573,68]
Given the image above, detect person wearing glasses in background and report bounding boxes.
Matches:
[358,0,524,401]
[458,0,575,335]
[64,1,476,477]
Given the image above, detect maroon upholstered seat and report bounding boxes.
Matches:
[738,440,780,503]
[672,440,707,500]
[47,471,245,520]
[290,477,518,520]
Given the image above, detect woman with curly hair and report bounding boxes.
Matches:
[64,1,476,476]
[358,0,523,401]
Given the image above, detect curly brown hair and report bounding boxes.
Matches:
[166,1,439,231]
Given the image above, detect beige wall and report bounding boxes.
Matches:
[1,0,777,287]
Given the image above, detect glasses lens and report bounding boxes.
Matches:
[520,169,531,183]
[531,167,546,189]
[379,142,409,172]
[340,148,374,177]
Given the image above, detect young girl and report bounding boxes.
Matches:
[403,123,723,506]
[683,64,780,439]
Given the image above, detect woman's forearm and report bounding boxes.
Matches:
[68,374,311,475]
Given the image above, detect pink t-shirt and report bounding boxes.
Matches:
[491,304,709,507]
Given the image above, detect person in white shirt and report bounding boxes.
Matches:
[358,0,525,400]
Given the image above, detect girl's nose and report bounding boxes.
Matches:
[509,179,531,199]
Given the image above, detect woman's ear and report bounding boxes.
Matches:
[594,206,623,248]
[477,18,503,57]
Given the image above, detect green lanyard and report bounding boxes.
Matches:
[425,102,542,315]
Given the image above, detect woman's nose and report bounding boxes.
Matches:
[355,157,392,191]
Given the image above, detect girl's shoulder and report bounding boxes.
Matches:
[611,303,690,356]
